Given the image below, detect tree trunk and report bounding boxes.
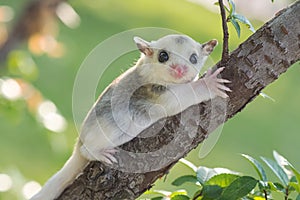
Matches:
[57,1,300,199]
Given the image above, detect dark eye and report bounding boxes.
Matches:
[189,53,198,64]
[158,50,169,63]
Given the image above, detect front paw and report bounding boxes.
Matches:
[203,67,231,98]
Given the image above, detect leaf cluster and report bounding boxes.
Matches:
[215,0,255,37]
[145,151,300,200]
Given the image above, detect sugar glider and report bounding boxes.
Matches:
[31,34,230,200]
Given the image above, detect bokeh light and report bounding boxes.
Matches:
[37,100,67,133]
[7,51,38,80]
[42,112,67,133]
[56,2,80,29]
[22,181,41,200]
[0,78,22,100]
[37,100,57,117]
[0,6,14,45]
[0,173,13,192]
[0,6,14,22]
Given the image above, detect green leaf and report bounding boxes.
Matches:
[259,92,275,102]
[290,176,297,182]
[251,197,265,200]
[206,174,240,187]
[258,182,270,197]
[192,190,202,200]
[150,197,164,200]
[202,185,223,199]
[268,181,280,192]
[232,13,255,33]
[273,151,289,167]
[289,182,298,192]
[145,190,170,196]
[242,154,267,181]
[197,167,214,185]
[170,190,187,199]
[275,182,286,193]
[170,195,190,200]
[196,167,238,185]
[218,176,258,200]
[172,175,198,186]
[179,159,197,172]
[288,164,300,192]
[274,150,300,191]
[296,194,300,200]
[230,18,241,37]
[227,0,236,15]
[261,157,289,186]
[273,151,300,189]
[258,180,268,190]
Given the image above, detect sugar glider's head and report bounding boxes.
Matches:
[134,34,217,84]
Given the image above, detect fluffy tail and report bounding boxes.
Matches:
[30,141,88,200]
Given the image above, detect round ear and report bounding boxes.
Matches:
[202,39,218,55]
[133,36,154,56]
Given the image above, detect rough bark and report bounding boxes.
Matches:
[57,1,300,199]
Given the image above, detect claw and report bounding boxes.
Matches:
[101,156,113,165]
[102,152,118,163]
[215,90,229,98]
[213,67,225,76]
[220,92,229,99]
[217,84,232,92]
[104,149,119,154]
[217,78,231,83]
[103,148,118,163]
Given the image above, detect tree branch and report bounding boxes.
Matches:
[218,0,230,65]
[57,1,300,199]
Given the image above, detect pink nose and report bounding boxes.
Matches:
[170,64,188,79]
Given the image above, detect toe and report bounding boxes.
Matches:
[213,67,225,77]
[217,84,232,92]
[217,78,231,83]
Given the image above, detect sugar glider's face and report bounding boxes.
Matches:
[134,34,217,84]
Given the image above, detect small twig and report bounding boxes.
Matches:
[284,187,289,200]
[218,0,229,66]
[192,190,202,200]
[263,190,268,200]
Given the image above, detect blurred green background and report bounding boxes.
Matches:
[0,0,299,199]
